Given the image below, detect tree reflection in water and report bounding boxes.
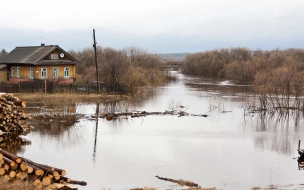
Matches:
[243,110,304,155]
[28,109,85,149]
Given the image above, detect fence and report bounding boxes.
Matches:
[0,80,107,94]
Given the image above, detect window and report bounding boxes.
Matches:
[41,68,47,78]
[53,67,58,77]
[11,67,14,77]
[30,68,33,78]
[64,67,70,77]
[17,67,20,78]
[51,53,58,59]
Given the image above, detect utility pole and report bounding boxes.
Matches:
[93,29,100,93]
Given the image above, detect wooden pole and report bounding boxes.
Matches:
[299,140,301,149]
[93,29,100,93]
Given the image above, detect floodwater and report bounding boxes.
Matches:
[5,71,304,190]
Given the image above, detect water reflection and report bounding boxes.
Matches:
[27,112,84,149]
[243,111,304,155]
[11,72,304,189]
[93,103,99,163]
[185,80,254,98]
[0,133,31,155]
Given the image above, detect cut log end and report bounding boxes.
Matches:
[14,100,26,107]
[20,162,28,171]
[42,176,53,186]
[9,170,16,178]
[16,171,28,180]
[35,169,45,176]
[34,179,43,189]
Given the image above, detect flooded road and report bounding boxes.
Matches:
[8,72,304,189]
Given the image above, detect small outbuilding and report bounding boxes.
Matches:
[0,44,79,84]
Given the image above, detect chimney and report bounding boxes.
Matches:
[41,43,45,46]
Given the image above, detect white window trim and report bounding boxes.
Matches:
[51,53,58,59]
[41,68,47,78]
[30,67,33,78]
[11,67,14,77]
[17,67,20,78]
[64,67,70,78]
[53,67,58,78]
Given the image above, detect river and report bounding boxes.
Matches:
[7,71,304,190]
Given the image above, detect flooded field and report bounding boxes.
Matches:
[4,71,304,190]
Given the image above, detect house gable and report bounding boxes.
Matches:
[41,46,78,63]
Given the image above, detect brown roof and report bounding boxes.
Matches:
[0,45,79,65]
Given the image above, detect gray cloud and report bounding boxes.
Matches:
[1,0,304,53]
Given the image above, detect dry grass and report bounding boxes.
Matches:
[0,179,36,190]
[15,93,129,107]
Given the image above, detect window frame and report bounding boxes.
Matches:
[53,67,58,78]
[51,53,58,60]
[64,67,70,78]
[41,68,47,78]
[29,67,33,78]
[16,67,20,78]
[11,67,14,77]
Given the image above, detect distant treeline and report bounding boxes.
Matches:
[183,47,304,110]
[69,46,172,94]
[182,47,304,84]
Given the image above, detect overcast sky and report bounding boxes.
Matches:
[1,0,304,53]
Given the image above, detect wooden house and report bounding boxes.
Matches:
[0,44,79,84]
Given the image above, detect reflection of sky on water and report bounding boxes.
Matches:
[14,71,304,190]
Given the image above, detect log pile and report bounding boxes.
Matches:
[0,148,87,189]
[0,93,33,136]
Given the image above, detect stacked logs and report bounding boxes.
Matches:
[0,93,33,136]
[0,148,87,189]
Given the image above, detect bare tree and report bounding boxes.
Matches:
[99,48,131,92]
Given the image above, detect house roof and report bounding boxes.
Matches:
[0,45,79,65]
[0,64,7,69]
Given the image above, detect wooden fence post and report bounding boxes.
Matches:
[44,80,46,93]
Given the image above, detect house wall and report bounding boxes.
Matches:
[33,65,76,79]
[9,65,76,84]
[0,71,8,83]
[18,66,34,78]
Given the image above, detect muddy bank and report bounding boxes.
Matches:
[15,93,129,105]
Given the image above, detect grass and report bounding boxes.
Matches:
[0,179,36,190]
[16,92,129,102]
[14,93,130,109]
